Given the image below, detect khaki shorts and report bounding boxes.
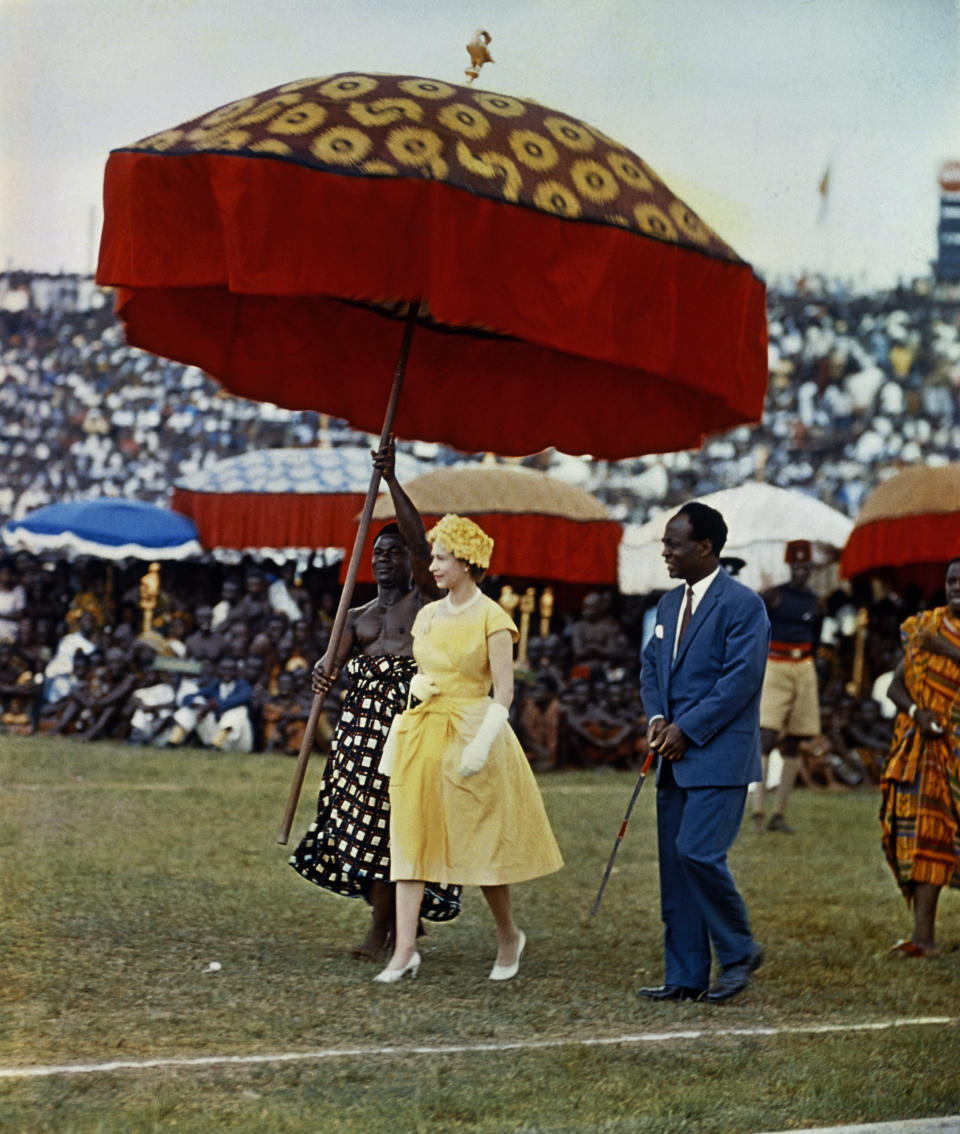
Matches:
[759,657,820,737]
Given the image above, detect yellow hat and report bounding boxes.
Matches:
[428,514,494,569]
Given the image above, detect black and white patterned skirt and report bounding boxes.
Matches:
[289,653,461,921]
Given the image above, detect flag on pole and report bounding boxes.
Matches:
[817,165,831,224]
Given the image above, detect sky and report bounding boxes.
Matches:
[1,0,958,288]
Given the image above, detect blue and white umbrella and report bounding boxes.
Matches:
[3,499,203,560]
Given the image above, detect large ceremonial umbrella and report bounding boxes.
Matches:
[95,70,768,838]
[362,464,621,584]
[171,446,422,553]
[619,482,853,596]
[841,463,960,591]
[3,499,203,561]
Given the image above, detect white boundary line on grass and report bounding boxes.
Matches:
[1,1015,956,1081]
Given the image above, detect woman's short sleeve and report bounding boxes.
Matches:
[484,598,519,644]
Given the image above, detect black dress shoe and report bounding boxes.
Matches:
[637,984,705,1002]
[705,945,764,1003]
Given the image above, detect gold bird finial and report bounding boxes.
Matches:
[465,29,493,84]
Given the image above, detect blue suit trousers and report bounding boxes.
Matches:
[655,760,754,989]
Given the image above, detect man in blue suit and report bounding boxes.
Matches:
[639,502,770,1003]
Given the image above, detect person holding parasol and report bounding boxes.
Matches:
[289,441,461,960]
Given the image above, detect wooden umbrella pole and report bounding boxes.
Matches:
[276,302,419,844]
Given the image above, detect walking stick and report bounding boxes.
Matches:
[276,302,418,845]
[588,748,656,918]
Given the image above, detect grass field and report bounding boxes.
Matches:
[2,735,959,1134]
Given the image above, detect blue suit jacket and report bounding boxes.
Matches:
[641,568,770,788]
[194,677,254,715]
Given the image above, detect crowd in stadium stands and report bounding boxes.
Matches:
[3,271,960,528]
[0,270,957,785]
[0,541,905,792]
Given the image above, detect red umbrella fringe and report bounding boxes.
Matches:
[99,152,767,459]
[841,514,960,581]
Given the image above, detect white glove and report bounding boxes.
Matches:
[409,673,440,704]
[459,702,509,778]
[379,715,402,778]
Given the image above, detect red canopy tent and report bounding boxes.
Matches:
[841,463,960,592]
[358,464,622,585]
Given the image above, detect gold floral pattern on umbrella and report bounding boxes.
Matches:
[96,71,768,460]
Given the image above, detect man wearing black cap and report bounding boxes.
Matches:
[751,539,822,834]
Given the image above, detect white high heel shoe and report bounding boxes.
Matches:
[489,930,526,981]
[373,951,421,983]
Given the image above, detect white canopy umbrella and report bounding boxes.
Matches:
[619,482,853,596]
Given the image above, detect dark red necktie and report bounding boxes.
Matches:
[677,585,694,649]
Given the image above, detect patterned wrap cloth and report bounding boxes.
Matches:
[290,653,461,921]
[880,607,960,897]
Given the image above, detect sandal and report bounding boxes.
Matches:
[887,938,941,958]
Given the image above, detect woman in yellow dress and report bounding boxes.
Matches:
[375,514,563,983]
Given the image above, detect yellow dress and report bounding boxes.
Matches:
[388,593,564,887]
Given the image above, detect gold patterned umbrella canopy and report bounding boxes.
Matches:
[96,71,768,460]
[363,465,622,584]
[841,464,960,588]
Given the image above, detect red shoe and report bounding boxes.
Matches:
[887,938,941,958]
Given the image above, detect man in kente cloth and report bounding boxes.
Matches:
[290,441,461,959]
[880,556,960,958]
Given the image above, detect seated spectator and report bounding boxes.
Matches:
[568,591,622,678]
[819,699,869,787]
[163,611,192,658]
[226,621,253,661]
[517,673,564,770]
[43,610,99,696]
[842,697,894,782]
[242,651,270,750]
[0,558,26,644]
[262,670,311,755]
[600,679,641,767]
[39,651,94,735]
[280,617,319,678]
[184,605,227,664]
[64,563,113,634]
[266,559,304,624]
[562,677,635,767]
[72,646,139,742]
[220,570,272,637]
[167,654,254,752]
[0,640,39,734]
[127,657,203,747]
[11,615,50,676]
[250,612,289,692]
[211,577,241,631]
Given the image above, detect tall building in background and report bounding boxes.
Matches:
[935,161,960,284]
